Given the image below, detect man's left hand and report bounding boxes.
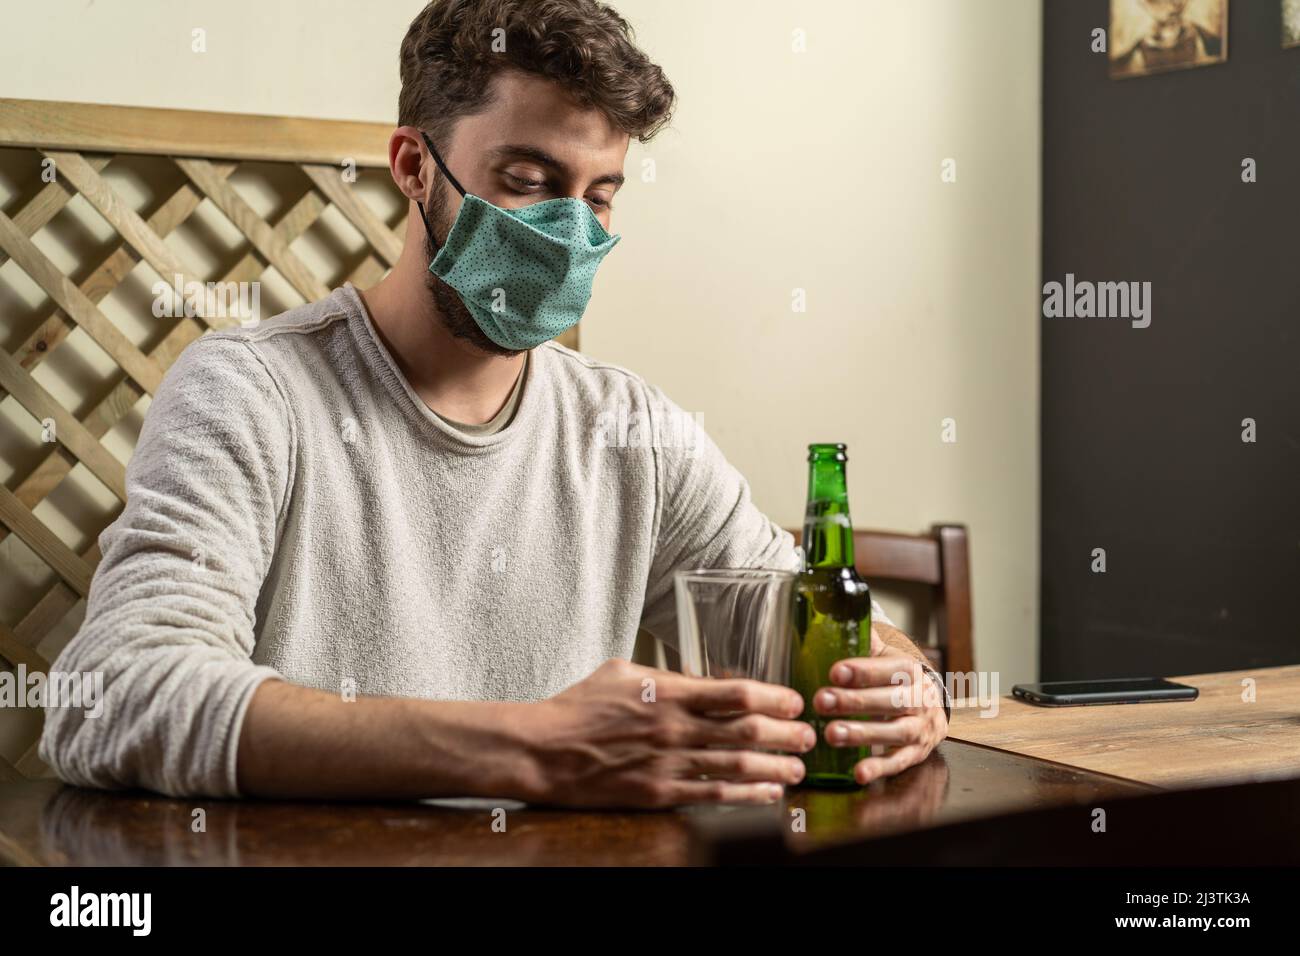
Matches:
[811,628,949,784]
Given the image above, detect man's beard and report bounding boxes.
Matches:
[423,189,523,358]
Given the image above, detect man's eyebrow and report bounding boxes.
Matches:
[490,143,625,188]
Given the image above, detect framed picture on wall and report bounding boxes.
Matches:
[1285,0,1300,48]
[1110,0,1228,78]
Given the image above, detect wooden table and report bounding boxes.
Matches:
[0,739,1148,866]
[947,665,1300,789]
[10,665,1288,866]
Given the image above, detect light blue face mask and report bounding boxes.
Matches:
[416,131,620,351]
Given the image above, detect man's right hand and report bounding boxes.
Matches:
[521,658,814,809]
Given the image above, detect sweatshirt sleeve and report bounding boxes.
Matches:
[636,383,799,648]
[39,334,290,797]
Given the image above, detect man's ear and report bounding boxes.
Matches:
[388,126,429,202]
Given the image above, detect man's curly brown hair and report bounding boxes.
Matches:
[398,0,676,149]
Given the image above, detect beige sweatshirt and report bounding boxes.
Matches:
[40,285,802,797]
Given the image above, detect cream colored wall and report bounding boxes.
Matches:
[0,0,1040,709]
[598,1,1042,687]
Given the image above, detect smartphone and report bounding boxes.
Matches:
[1011,677,1199,707]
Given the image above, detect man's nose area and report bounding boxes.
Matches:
[551,170,593,202]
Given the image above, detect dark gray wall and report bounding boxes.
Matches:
[1041,1,1300,679]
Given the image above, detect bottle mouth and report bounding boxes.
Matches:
[807,442,848,462]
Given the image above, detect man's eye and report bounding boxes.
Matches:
[587,195,612,210]
[506,173,543,191]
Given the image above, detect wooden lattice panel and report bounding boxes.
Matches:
[0,98,535,779]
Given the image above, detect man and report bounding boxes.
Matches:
[42,0,948,805]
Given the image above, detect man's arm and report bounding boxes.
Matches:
[40,336,290,796]
[636,384,797,646]
[236,680,542,799]
[237,663,814,805]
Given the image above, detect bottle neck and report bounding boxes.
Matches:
[803,457,855,569]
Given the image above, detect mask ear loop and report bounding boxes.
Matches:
[415,130,467,254]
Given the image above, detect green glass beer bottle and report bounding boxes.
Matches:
[792,443,872,788]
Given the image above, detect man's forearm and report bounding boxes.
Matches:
[236,679,544,800]
[873,621,930,665]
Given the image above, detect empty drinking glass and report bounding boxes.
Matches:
[673,568,797,684]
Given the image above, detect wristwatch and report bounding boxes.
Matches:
[919,661,952,726]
